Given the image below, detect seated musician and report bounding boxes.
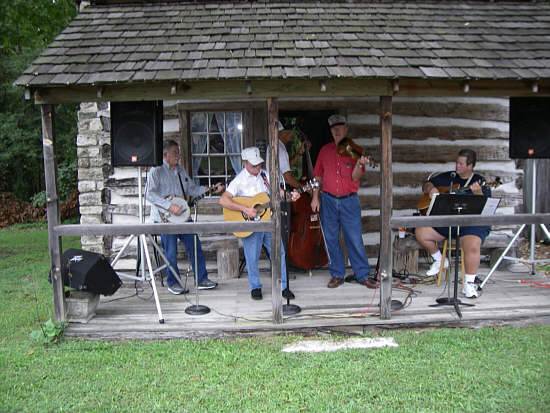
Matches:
[146,140,224,295]
[219,146,299,301]
[415,149,491,298]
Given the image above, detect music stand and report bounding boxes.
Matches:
[428,193,487,318]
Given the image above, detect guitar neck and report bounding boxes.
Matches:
[188,185,217,205]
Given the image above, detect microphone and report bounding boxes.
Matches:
[450,171,456,193]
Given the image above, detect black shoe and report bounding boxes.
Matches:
[282,288,295,300]
[251,288,263,300]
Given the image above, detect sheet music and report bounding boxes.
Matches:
[481,197,500,216]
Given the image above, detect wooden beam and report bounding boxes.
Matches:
[176,105,191,171]
[30,78,550,104]
[390,213,550,229]
[379,96,393,320]
[41,104,66,322]
[54,221,273,237]
[267,97,283,324]
[32,79,392,104]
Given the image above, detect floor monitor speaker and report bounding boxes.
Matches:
[61,249,122,296]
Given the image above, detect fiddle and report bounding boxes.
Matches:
[336,138,377,168]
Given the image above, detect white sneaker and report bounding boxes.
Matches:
[426,258,449,276]
[462,282,479,298]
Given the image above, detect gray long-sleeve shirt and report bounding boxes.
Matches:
[145,161,205,223]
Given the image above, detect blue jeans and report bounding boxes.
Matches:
[320,192,370,281]
[242,231,287,291]
[160,233,208,287]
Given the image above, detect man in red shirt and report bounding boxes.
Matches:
[311,115,377,289]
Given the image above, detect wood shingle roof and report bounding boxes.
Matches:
[15,1,550,93]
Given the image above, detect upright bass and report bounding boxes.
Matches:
[287,139,329,270]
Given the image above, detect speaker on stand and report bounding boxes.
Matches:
[109,100,186,323]
[480,97,550,289]
[111,101,163,167]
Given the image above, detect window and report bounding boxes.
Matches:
[190,112,243,188]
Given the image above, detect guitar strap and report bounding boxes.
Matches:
[464,174,474,187]
[176,170,187,199]
[260,171,271,196]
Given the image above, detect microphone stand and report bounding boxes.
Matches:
[281,194,301,316]
[185,200,210,315]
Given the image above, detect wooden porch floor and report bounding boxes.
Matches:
[65,265,550,340]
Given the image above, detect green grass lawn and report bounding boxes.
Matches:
[1,224,549,412]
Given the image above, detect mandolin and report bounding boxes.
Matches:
[416,177,502,215]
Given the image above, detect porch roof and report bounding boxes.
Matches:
[15,0,550,101]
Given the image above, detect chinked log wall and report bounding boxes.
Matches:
[76,97,522,268]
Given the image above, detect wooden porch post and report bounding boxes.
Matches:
[267,97,283,323]
[379,96,393,319]
[41,104,66,322]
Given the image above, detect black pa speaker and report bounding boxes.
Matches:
[111,101,163,166]
[509,97,550,159]
[61,249,122,296]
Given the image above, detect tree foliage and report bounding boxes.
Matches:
[0,0,78,201]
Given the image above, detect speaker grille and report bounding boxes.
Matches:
[111,101,163,167]
[509,97,550,159]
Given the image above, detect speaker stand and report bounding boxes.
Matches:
[111,167,187,324]
[185,203,210,316]
[480,159,550,289]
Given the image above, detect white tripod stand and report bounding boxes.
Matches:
[111,167,188,324]
[480,158,550,289]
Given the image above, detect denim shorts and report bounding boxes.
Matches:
[434,226,490,242]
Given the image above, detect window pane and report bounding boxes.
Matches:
[191,113,207,132]
[208,112,220,133]
[192,156,207,175]
[209,133,224,154]
[192,133,207,155]
[227,156,240,177]
[190,111,243,192]
[210,156,226,176]
[225,112,242,135]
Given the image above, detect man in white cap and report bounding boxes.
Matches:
[219,146,298,300]
[311,114,377,289]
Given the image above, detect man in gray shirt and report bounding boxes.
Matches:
[146,140,224,294]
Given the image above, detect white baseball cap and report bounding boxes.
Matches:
[241,146,264,166]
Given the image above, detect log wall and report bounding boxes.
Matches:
[76,97,523,270]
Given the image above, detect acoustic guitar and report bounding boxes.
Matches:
[158,184,220,224]
[223,179,320,238]
[223,192,271,238]
[416,177,502,215]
